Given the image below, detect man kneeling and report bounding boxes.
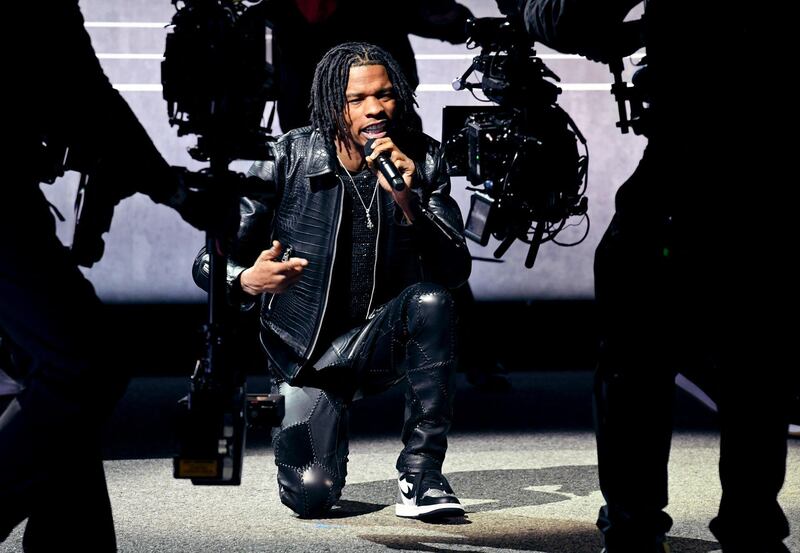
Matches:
[193,42,471,519]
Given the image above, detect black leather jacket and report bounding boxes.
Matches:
[193,127,471,383]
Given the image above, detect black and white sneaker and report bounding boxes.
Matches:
[395,470,465,518]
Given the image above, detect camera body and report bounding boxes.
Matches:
[162,0,276,163]
[444,17,589,268]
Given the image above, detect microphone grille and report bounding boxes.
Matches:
[363,138,376,157]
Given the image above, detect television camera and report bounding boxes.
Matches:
[443,16,589,268]
[162,0,283,485]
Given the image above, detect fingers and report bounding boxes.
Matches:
[365,138,414,193]
[286,257,308,269]
[256,241,308,270]
[275,257,308,274]
[269,258,308,293]
[365,137,396,161]
[262,255,307,276]
[366,138,413,171]
[257,240,281,262]
[245,241,310,294]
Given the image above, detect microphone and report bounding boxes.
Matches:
[364,138,406,191]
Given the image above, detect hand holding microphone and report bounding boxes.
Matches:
[364,138,410,192]
[364,137,417,222]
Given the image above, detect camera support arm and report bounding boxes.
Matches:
[165,0,283,485]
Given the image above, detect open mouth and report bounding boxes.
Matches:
[361,120,389,139]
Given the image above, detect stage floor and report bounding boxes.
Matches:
[3,372,798,553]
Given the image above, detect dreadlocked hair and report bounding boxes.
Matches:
[309,41,417,154]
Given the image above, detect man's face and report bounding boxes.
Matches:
[343,64,397,149]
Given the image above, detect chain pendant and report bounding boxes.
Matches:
[336,156,378,232]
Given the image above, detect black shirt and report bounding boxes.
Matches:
[320,167,381,343]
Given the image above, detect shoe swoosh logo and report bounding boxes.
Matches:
[399,478,415,500]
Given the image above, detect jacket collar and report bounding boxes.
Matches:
[304,129,337,178]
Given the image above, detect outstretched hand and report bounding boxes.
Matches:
[239,241,308,296]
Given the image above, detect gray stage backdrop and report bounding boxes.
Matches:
[42,0,646,302]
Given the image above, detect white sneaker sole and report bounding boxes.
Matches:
[395,502,465,518]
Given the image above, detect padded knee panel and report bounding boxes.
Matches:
[272,383,348,517]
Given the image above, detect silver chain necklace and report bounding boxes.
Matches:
[337,157,379,230]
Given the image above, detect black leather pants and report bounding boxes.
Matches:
[271,283,458,517]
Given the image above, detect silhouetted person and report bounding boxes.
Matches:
[1,1,212,550]
[514,0,793,551]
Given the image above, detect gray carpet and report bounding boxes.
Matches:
[2,373,798,552]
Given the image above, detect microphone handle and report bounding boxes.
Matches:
[377,156,406,191]
[389,174,406,191]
